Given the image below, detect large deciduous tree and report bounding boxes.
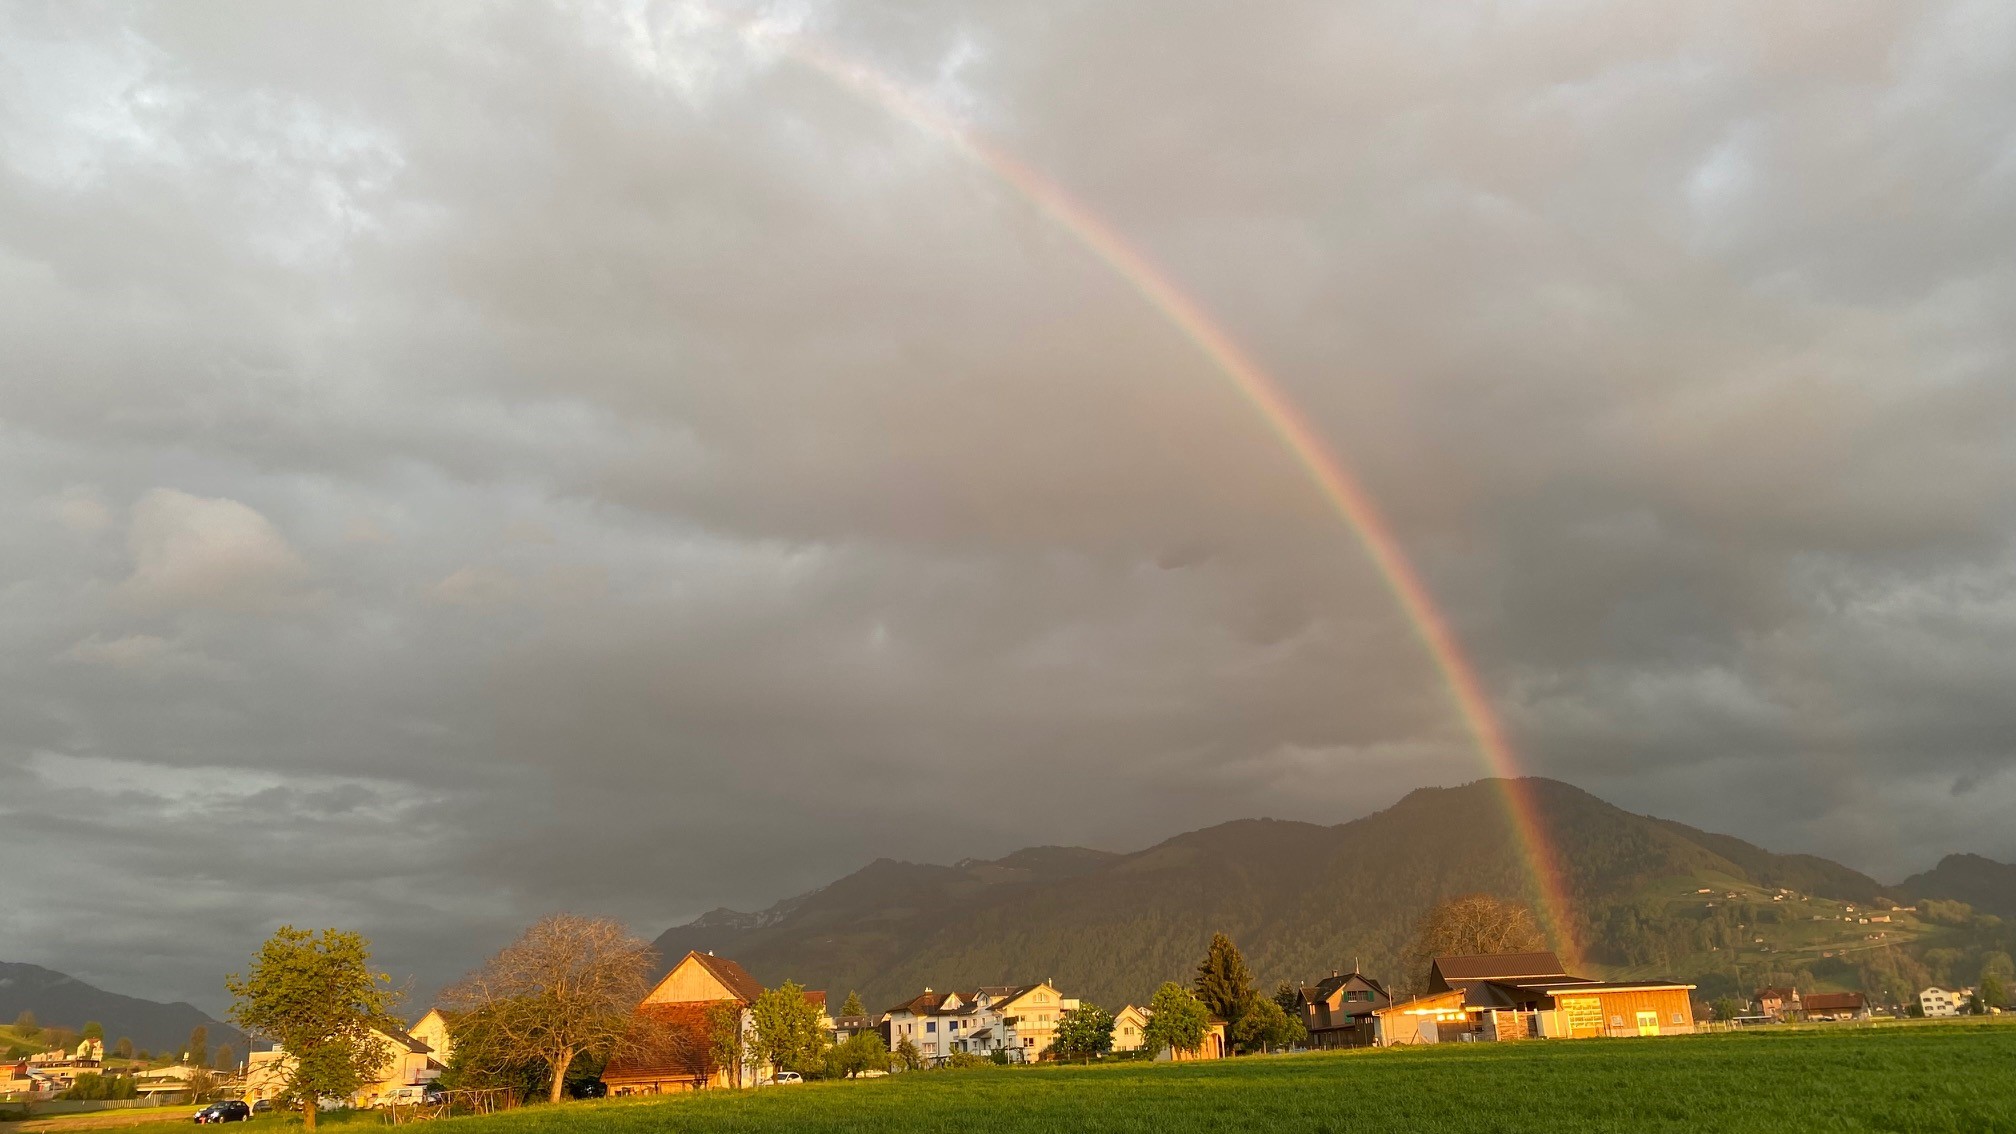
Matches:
[1193,933,1256,1025]
[1051,1003,1115,1063]
[1141,982,1209,1059]
[1405,893,1546,984]
[442,914,656,1104]
[1231,997,1304,1054]
[746,981,827,1078]
[226,926,401,1130]
[185,1025,208,1068]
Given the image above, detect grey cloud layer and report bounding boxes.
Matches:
[3,0,2013,1010]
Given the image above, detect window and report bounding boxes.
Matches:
[926,1022,936,1034]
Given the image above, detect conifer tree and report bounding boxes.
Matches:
[840,990,867,1018]
[1193,932,1256,1023]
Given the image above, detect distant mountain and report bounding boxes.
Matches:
[1900,853,2016,917]
[0,963,245,1056]
[653,777,1920,1012]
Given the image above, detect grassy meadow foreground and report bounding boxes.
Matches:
[19,1023,2009,1134]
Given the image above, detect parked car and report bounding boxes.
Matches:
[377,1084,447,1107]
[250,1100,273,1114]
[772,1072,803,1085]
[568,1079,607,1099]
[193,1101,251,1124]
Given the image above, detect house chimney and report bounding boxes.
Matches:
[1331,970,1339,978]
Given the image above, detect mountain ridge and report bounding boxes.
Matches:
[0,962,245,1056]
[654,777,1998,1011]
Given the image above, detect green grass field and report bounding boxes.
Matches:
[14,1023,2008,1134]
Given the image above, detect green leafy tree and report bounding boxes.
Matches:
[1142,982,1208,1058]
[1232,997,1304,1054]
[226,926,401,1130]
[894,1036,923,1071]
[840,991,867,1018]
[1193,933,1256,1026]
[186,1025,208,1068]
[1982,974,2008,1011]
[13,1011,37,1037]
[59,1073,138,1101]
[705,1003,744,1087]
[81,1022,105,1042]
[1712,996,1744,1022]
[1051,1003,1115,1063]
[747,981,828,1078]
[113,1037,134,1060]
[823,1031,890,1078]
[438,1004,549,1101]
[441,914,656,1104]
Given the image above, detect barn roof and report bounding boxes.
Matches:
[1429,952,1573,988]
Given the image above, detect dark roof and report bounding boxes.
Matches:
[682,951,764,1004]
[1754,986,1799,1000]
[887,991,945,1016]
[1801,992,1865,1012]
[1305,971,1390,1005]
[831,1015,877,1029]
[1430,952,1572,986]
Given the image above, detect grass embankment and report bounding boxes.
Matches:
[20,1024,2009,1134]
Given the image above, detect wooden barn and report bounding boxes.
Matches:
[602,950,767,1095]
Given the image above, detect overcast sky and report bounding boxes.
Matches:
[5,1,2014,1014]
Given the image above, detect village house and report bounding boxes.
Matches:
[1801,992,1869,1021]
[407,1008,455,1067]
[881,982,1074,1063]
[1375,952,1696,1044]
[242,1022,443,1108]
[1919,986,1972,1018]
[601,950,826,1094]
[1294,970,1391,1049]
[1755,986,1803,1022]
[13,1039,105,1094]
[1109,1004,1151,1054]
[829,1014,879,1043]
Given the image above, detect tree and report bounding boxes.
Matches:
[1405,894,1545,987]
[113,1037,134,1060]
[1272,981,1300,1014]
[1142,982,1208,1058]
[441,914,656,1104]
[704,1003,744,1086]
[214,1044,235,1071]
[1712,996,1744,1022]
[1232,998,1304,1054]
[186,1025,209,1068]
[746,981,827,1079]
[1982,974,2008,1011]
[824,1031,891,1079]
[81,1022,105,1042]
[184,1068,219,1103]
[840,990,867,1019]
[893,1036,923,1071]
[1051,1003,1115,1063]
[439,1004,551,1101]
[1193,933,1257,1026]
[13,1011,36,1037]
[226,926,401,1131]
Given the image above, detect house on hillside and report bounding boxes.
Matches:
[1754,986,1803,1022]
[1295,970,1391,1049]
[881,982,1074,1063]
[18,1039,104,1093]
[1919,987,1972,1018]
[1110,1005,1151,1053]
[1376,952,1696,1044]
[1801,992,1869,1021]
[603,950,824,1093]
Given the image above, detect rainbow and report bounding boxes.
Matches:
[690,15,1576,957]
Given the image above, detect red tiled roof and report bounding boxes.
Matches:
[1801,992,1865,1012]
[682,951,764,1003]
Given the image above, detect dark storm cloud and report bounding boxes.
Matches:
[3,0,2013,1010]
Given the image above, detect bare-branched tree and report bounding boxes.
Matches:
[1403,894,1547,992]
[442,915,657,1103]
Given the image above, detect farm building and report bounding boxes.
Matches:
[1755,986,1803,1021]
[603,950,825,1094]
[1801,992,1869,1020]
[1376,952,1696,1043]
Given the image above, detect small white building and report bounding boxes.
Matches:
[1919,986,1973,1018]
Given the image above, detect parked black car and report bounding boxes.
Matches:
[193,1101,251,1124]
[568,1079,607,1099]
